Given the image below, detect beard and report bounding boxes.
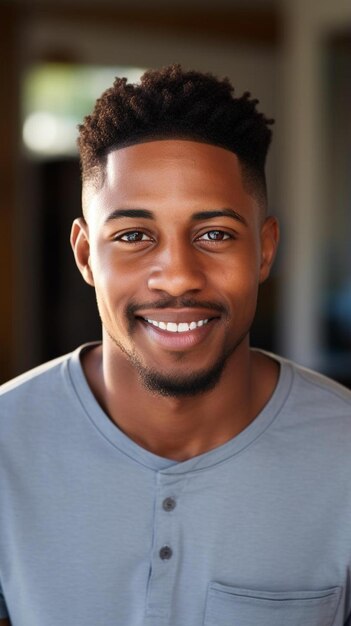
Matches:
[105,326,244,399]
[102,296,248,398]
[126,347,232,398]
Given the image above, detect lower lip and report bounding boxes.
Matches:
[138,318,219,350]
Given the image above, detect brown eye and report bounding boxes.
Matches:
[118,231,151,242]
[200,230,231,241]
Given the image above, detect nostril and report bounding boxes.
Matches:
[147,265,206,295]
[148,273,205,297]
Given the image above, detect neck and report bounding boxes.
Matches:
[82,338,279,461]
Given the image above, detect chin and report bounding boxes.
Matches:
[133,357,230,398]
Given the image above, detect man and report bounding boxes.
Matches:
[0,64,350,626]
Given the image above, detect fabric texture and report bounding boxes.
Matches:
[0,344,350,625]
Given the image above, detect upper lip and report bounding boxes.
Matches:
[135,309,221,324]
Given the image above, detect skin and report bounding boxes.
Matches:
[71,139,279,461]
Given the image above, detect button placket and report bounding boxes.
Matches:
[146,474,183,618]
[162,496,176,512]
[159,545,173,560]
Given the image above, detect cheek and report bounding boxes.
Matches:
[219,248,261,293]
[89,244,147,335]
[88,245,125,323]
[215,251,261,319]
[90,243,124,294]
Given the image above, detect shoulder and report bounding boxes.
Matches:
[0,354,70,455]
[276,353,351,411]
[0,353,71,402]
[0,345,91,425]
[263,352,351,453]
[0,345,100,477]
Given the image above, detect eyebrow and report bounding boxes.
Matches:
[104,208,154,222]
[104,207,247,226]
[191,209,247,226]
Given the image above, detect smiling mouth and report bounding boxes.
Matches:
[135,313,220,350]
[143,318,210,333]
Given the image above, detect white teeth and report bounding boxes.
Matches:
[178,323,189,332]
[145,318,209,332]
[167,322,178,333]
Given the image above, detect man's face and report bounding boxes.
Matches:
[72,140,278,397]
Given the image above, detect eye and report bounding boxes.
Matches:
[115,231,153,243]
[197,230,232,242]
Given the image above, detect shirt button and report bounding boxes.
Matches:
[162,497,176,512]
[159,546,173,560]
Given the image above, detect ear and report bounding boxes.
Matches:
[70,218,95,286]
[259,216,279,284]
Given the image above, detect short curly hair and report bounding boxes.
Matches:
[78,64,274,207]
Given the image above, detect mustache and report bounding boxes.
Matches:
[127,298,227,318]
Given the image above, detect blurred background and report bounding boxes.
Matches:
[1,0,350,385]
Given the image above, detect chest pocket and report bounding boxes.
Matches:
[204,582,341,626]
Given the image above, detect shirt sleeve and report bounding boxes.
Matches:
[0,583,9,619]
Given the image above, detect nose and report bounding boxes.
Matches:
[147,241,206,296]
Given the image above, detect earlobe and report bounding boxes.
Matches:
[70,218,95,287]
[259,216,279,284]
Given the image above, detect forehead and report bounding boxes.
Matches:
[84,139,257,217]
[105,139,240,188]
